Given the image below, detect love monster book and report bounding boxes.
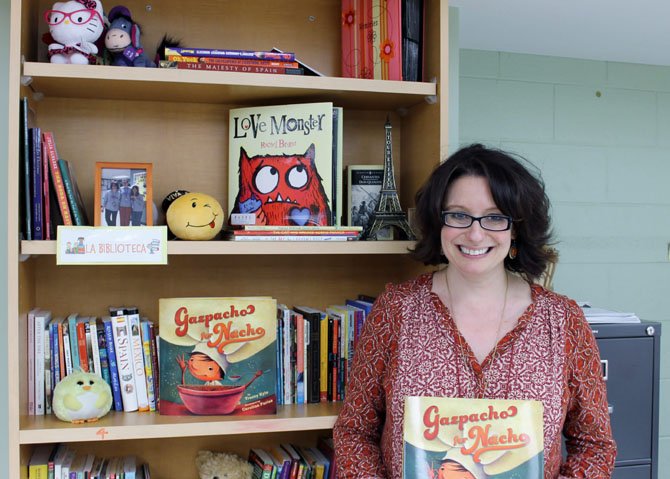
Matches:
[228,102,338,227]
[403,397,544,479]
[159,297,278,416]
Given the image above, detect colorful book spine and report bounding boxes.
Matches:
[61,319,73,377]
[295,311,305,405]
[43,313,53,415]
[75,318,89,373]
[102,317,125,412]
[165,55,299,68]
[165,46,295,61]
[140,320,157,411]
[49,318,61,389]
[110,312,139,412]
[96,323,112,387]
[67,314,80,372]
[126,309,150,412]
[30,127,43,240]
[58,159,85,226]
[147,321,160,410]
[167,61,304,75]
[42,132,73,226]
[89,318,101,376]
[20,97,31,240]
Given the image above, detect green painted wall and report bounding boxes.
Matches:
[460,48,670,477]
[1,0,9,476]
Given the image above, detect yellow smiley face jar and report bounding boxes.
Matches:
[166,193,224,240]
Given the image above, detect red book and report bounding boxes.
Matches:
[171,61,304,75]
[76,320,89,372]
[41,140,51,239]
[42,131,72,226]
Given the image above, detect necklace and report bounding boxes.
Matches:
[444,269,509,399]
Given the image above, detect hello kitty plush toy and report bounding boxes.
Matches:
[44,0,105,64]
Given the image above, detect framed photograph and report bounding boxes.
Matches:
[94,162,153,226]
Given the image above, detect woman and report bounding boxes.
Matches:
[101,181,120,226]
[130,185,145,226]
[333,144,615,478]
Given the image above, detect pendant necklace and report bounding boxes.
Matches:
[444,270,509,399]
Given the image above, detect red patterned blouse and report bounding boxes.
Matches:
[333,273,616,479]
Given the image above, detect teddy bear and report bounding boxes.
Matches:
[195,450,254,479]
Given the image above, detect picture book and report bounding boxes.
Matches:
[403,396,544,479]
[159,296,278,416]
[341,0,403,80]
[228,102,337,227]
[346,165,392,239]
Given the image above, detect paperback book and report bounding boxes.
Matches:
[228,102,340,227]
[346,165,392,239]
[403,396,544,479]
[159,297,278,416]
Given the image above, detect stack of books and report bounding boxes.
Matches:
[223,226,363,241]
[160,47,305,75]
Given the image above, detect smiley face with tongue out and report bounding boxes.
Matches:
[166,192,224,240]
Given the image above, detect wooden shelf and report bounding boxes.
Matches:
[22,63,437,110]
[21,240,416,256]
[19,403,341,444]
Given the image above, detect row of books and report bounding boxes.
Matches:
[28,444,149,479]
[19,98,88,241]
[276,297,372,405]
[249,438,335,479]
[159,47,314,76]
[27,308,159,416]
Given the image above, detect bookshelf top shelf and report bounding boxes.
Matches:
[19,403,341,444]
[21,240,416,256]
[23,63,437,109]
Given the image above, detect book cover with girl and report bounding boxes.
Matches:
[403,397,544,479]
[159,297,277,416]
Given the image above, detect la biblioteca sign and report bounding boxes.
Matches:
[56,226,167,265]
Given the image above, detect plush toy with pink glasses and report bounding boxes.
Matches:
[44,0,106,64]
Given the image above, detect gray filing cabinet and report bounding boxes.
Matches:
[590,321,661,479]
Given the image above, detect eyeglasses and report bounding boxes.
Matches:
[43,9,103,26]
[441,211,513,231]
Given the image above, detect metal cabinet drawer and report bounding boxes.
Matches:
[611,464,651,479]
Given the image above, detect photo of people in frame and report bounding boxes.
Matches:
[94,162,153,226]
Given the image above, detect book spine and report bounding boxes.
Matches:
[62,322,73,376]
[27,311,36,415]
[67,316,80,372]
[165,55,299,68]
[110,315,139,412]
[42,132,73,226]
[140,321,156,411]
[171,61,304,75]
[89,319,101,376]
[58,159,84,225]
[57,320,66,380]
[20,98,31,240]
[295,313,305,405]
[44,318,52,415]
[231,230,359,236]
[165,46,295,61]
[230,235,354,241]
[31,127,43,240]
[103,319,125,412]
[309,315,320,403]
[96,326,112,387]
[148,322,160,410]
[50,320,60,388]
[127,313,150,411]
[76,321,89,372]
[41,142,52,240]
[34,313,46,415]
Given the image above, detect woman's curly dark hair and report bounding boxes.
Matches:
[409,144,556,281]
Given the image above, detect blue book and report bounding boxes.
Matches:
[345,298,373,316]
[67,314,80,372]
[102,317,124,411]
[30,127,43,240]
[48,317,59,391]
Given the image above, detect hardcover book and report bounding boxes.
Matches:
[159,297,278,416]
[228,102,337,227]
[341,0,403,80]
[403,396,544,479]
[346,165,392,239]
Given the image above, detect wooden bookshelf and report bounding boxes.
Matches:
[8,0,449,476]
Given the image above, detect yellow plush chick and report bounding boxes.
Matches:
[166,192,224,240]
[52,371,113,423]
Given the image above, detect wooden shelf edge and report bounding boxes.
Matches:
[21,240,415,256]
[20,404,340,444]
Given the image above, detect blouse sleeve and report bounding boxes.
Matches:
[560,303,617,478]
[333,288,396,478]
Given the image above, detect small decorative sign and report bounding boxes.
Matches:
[57,226,167,265]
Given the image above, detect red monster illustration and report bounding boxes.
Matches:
[232,144,332,226]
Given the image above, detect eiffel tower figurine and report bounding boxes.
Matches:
[362,117,416,240]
